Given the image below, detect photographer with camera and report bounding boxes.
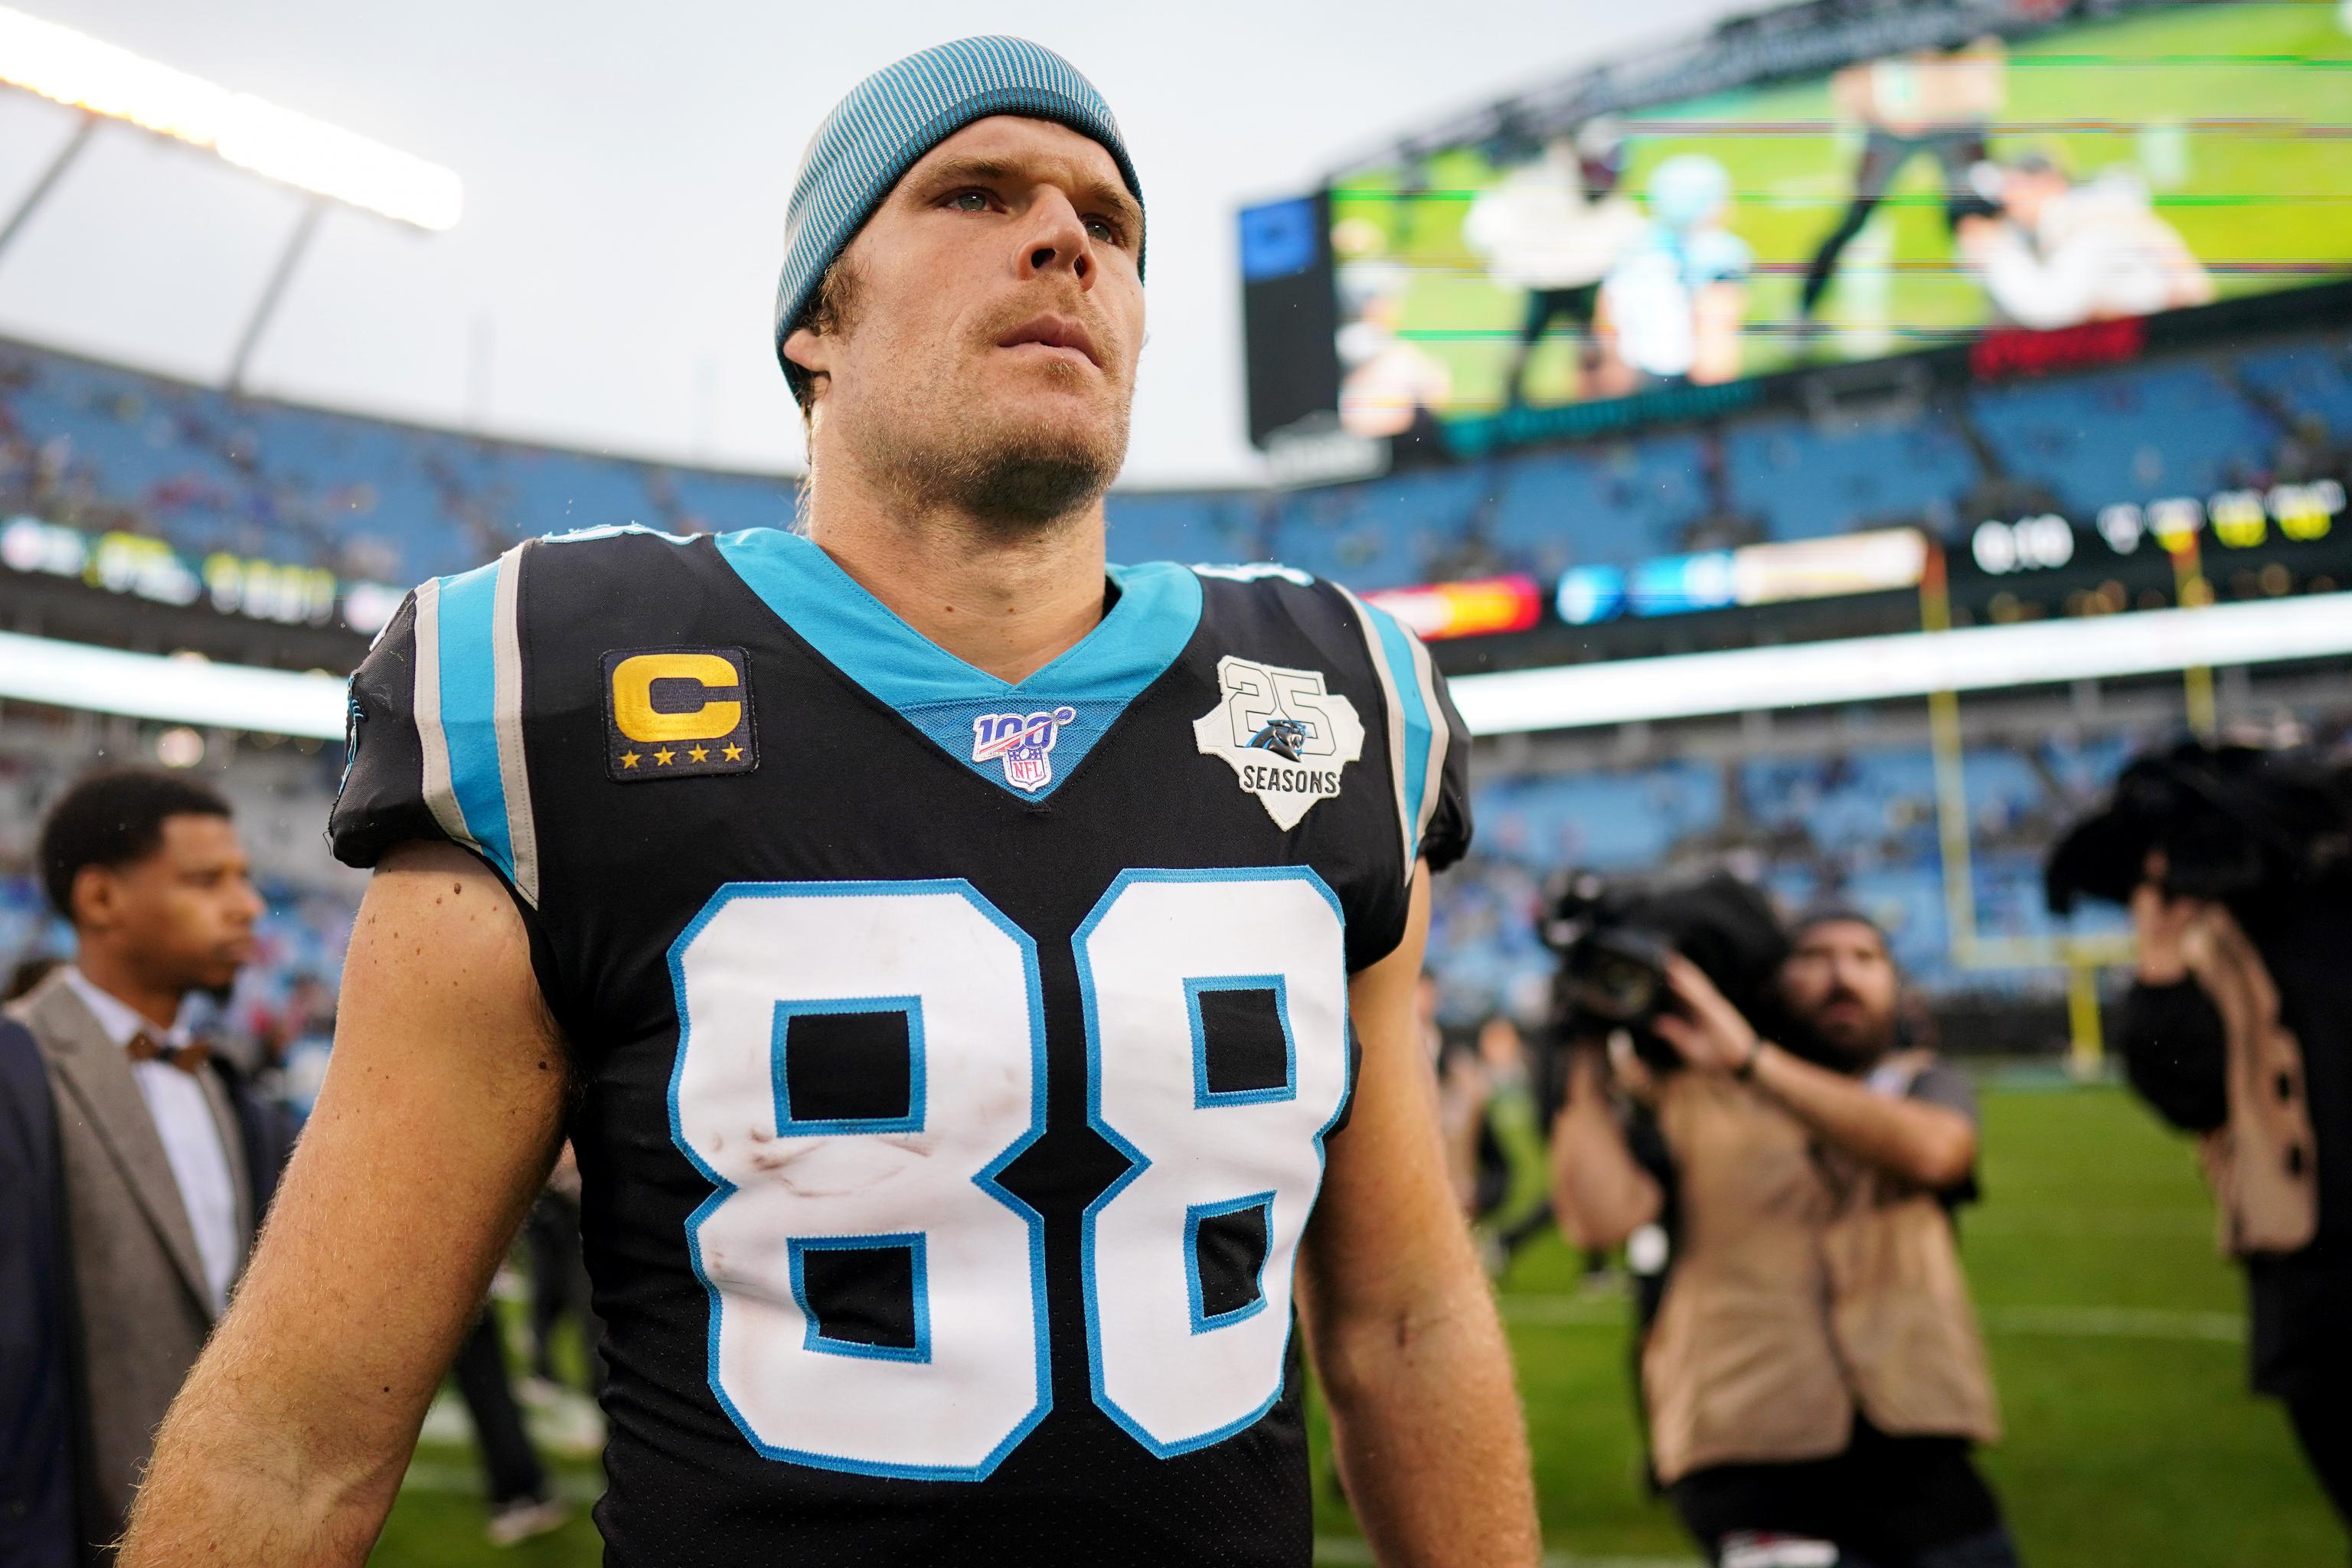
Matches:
[2054,740,2352,1529]
[1548,878,2017,1568]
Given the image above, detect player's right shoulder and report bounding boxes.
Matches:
[335,522,744,889]
[1188,558,1376,656]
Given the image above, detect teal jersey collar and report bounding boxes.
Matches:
[714,528,1202,799]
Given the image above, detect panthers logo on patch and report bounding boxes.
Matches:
[603,647,757,781]
[1192,655,1364,829]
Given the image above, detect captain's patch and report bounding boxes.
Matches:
[604,647,758,781]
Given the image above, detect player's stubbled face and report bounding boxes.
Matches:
[819,116,1144,528]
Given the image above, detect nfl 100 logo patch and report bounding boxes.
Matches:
[969,705,1078,793]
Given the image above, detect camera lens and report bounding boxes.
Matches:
[1586,954,1657,1020]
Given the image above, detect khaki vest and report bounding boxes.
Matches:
[2182,906,2318,1258]
[1639,1057,2001,1485]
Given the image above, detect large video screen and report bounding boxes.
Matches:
[1323,1,2352,439]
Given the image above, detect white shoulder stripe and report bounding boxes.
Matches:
[490,542,540,908]
[1333,583,1415,884]
[409,577,474,851]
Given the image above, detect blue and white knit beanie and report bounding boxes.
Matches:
[772,36,1145,390]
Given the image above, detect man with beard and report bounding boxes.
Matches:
[1551,907,2020,1568]
[120,38,1537,1568]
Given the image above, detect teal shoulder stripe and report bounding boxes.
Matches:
[433,557,514,877]
[1361,600,1433,861]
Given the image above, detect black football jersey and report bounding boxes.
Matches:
[329,524,1472,1566]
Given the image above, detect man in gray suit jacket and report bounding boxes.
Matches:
[6,770,285,1560]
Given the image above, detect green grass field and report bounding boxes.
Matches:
[371,1080,2341,1566]
[1331,2,2352,415]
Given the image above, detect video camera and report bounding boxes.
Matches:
[2044,740,2352,916]
[1539,869,1791,1073]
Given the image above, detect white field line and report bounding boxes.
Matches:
[1500,1295,2244,1342]
[1312,1540,1695,1568]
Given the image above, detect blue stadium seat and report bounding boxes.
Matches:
[1264,467,1488,590]
[1106,492,1259,565]
[1968,361,2280,512]
[1722,415,1978,541]
[1485,433,1708,576]
[2235,340,2352,439]
[1474,762,1724,871]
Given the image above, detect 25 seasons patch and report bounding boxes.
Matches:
[604,647,757,781]
[1193,654,1364,829]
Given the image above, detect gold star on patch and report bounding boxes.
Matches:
[619,751,641,769]
[654,748,675,766]
[688,745,710,763]
[722,743,743,761]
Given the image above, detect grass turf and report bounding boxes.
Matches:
[373,1081,2340,1565]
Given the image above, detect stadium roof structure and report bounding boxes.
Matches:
[0,5,461,386]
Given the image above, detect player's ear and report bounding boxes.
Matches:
[782,325,832,383]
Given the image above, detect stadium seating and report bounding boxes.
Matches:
[1967,361,2282,514]
[1,325,2331,1031]
[2235,338,2352,439]
[2,329,2336,596]
[1484,433,1710,576]
[1721,415,1978,541]
[1430,731,2153,1014]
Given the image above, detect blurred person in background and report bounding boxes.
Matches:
[4,771,291,1560]
[1955,150,2211,332]
[445,1304,569,1546]
[2114,823,2352,1530]
[1464,120,1645,407]
[1797,38,2007,334]
[524,1142,605,1402]
[1595,155,1751,394]
[1336,259,1455,444]
[1550,906,2017,1568]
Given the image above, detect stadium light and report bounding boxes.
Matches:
[1451,592,2352,736]
[0,629,346,738]
[0,5,460,230]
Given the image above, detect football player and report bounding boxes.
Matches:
[122,37,1538,1567]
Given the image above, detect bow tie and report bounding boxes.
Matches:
[127,1031,213,1073]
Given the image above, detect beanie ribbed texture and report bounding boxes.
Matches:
[773,36,1143,389]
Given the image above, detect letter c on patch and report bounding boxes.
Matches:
[611,652,743,742]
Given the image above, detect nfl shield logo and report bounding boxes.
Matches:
[971,705,1079,793]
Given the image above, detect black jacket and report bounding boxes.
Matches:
[0,1018,296,1567]
[2116,883,2352,1396]
[0,1016,73,1567]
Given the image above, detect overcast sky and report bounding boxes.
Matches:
[0,0,1741,485]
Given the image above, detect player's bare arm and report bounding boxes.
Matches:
[120,843,564,1565]
[1299,862,1542,1566]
